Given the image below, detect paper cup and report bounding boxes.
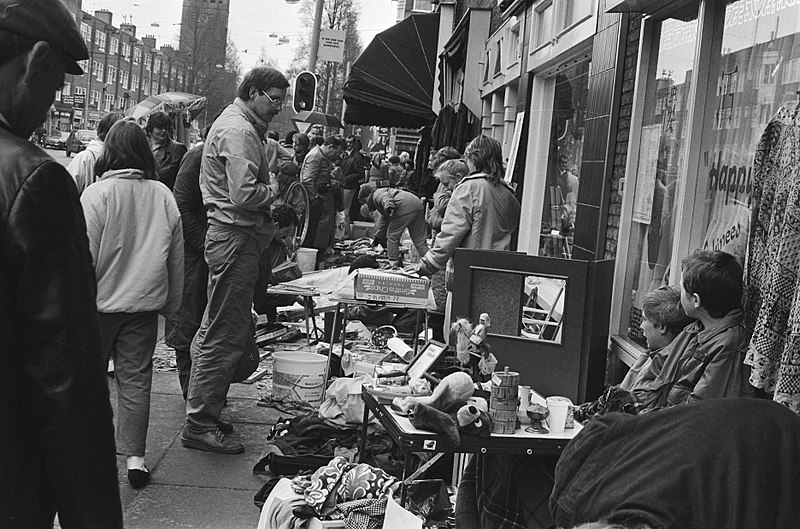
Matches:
[518,385,531,411]
[546,396,571,433]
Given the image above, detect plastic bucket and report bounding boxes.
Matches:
[295,248,318,273]
[272,352,327,405]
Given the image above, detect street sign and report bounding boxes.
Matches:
[62,95,74,105]
[73,94,85,109]
[318,28,345,64]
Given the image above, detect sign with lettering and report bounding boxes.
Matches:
[318,28,346,64]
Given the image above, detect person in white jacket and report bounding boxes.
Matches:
[80,120,184,490]
[66,112,121,195]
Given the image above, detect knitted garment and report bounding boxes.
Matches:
[744,107,800,413]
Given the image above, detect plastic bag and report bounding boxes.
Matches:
[318,375,369,426]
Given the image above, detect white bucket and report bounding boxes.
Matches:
[272,352,327,405]
[295,248,318,273]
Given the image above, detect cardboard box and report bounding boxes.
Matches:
[354,269,429,307]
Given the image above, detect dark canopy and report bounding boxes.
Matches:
[343,12,439,128]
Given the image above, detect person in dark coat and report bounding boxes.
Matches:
[0,1,123,526]
[341,135,368,225]
[146,111,188,190]
[165,144,207,401]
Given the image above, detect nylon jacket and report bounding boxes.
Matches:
[200,98,279,242]
[0,126,122,527]
[340,149,367,189]
[420,173,520,273]
[301,145,335,202]
[173,145,207,255]
[81,169,184,316]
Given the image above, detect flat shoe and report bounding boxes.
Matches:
[128,467,150,489]
[181,427,244,454]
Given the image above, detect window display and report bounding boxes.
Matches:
[622,11,698,347]
[539,60,591,259]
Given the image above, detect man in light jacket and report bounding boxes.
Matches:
[66,112,121,194]
[182,67,287,454]
[300,135,343,266]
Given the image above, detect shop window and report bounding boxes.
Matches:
[538,59,591,260]
[620,11,699,347]
[695,2,800,266]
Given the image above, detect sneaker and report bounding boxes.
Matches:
[181,427,244,454]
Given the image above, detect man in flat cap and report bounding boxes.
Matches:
[0,0,123,527]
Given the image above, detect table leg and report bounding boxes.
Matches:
[400,450,414,506]
[304,296,312,346]
[359,403,370,463]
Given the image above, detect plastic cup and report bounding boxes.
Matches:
[546,396,571,433]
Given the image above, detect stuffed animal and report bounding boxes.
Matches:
[393,371,474,413]
[407,402,491,450]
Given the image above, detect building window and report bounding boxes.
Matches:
[152,81,159,94]
[121,70,129,89]
[122,42,130,59]
[483,50,491,83]
[80,22,91,46]
[107,65,116,84]
[144,53,151,69]
[95,30,106,50]
[134,48,141,65]
[110,37,118,55]
[494,39,503,75]
[117,96,126,110]
[90,90,100,108]
[132,74,139,91]
[78,59,89,73]
[74,86,86,96]
[154,57,161,74]
[508,22,521,66]
[534,1,553,48]
[412,0,432,12]
[62,82,71,96]
[92,60,103,81]
[143,81,150,95]
[562,0,592,30]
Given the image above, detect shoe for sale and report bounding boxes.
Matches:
[127,467,150,489]
[181,427,244,454]
[217,420,234,434]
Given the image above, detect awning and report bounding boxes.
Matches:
[607,0,700,18]
[343,12,439,128]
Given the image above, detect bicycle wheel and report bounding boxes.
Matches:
[285,181,310,246]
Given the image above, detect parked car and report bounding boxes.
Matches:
[65,129,97,157]
[44,130,67,150]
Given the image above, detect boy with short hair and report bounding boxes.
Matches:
[619,285,693,394]
[643,250,749,409]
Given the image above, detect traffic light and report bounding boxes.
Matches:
[293,71,317,113]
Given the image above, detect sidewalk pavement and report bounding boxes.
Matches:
[109,371,281,528]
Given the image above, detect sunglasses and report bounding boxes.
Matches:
[258,90,284,106]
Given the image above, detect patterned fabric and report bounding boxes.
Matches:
[293,456,399,516]
[744,108,800,413]
[336,497,388,529]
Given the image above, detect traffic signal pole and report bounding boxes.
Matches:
[308,0,324,73]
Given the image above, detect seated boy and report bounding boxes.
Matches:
[640,249,749,409]
[253,204,303,321]
[619,285,693,396]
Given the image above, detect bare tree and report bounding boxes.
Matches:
[291,0,363,118]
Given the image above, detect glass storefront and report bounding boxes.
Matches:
[616,0,800,349]
[539,59,591,259]
[621,9,699,346]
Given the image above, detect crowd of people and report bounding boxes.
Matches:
[3,2,800,528]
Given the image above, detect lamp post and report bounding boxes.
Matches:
[286,0,323,72]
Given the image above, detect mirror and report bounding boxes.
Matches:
[519,275,566,343]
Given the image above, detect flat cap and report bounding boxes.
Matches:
[0,0,89,74]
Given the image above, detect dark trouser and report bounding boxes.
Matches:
[98,311,159,457]
[185,224,265,433]
[165,247,208,400]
